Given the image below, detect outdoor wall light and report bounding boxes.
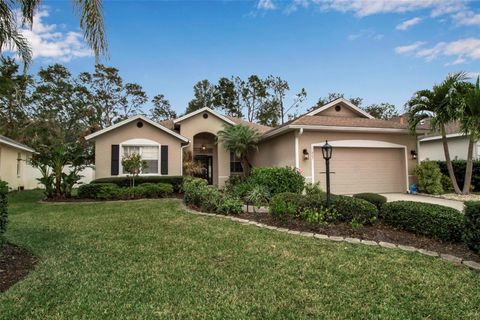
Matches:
[303,149,309,160]
[410,150,417,160]
[321,140,333,160]
[201,144,206,151]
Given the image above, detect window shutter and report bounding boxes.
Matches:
[161,145,168,175]
[111,145,119,176]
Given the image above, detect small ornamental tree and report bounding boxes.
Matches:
[121,153,147,187]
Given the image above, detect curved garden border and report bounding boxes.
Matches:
[180,203,480,272]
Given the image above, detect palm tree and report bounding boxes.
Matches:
[217,124,261,177]
[0,0,107,65]
[459,77,480,194]
[407,72,467,194]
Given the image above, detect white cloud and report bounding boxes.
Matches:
[317,0,463,17]
[7,8,92,62]
[452,10,480,26]
[396,38,480,65]
[257,0,277,11]
[396,17,422,30]
[284,0,310,14]
[394,41,425,54]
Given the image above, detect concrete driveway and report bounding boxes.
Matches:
[380,193,465,212]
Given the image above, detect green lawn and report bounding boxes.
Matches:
[1,191,480,319]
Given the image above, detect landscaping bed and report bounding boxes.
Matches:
[236,211,480,262]
[0,243,37,292]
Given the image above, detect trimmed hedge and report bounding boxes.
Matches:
[382,201,464,242]
[464,201,480,253]
[91,176,183,192]
[0,180,8,245]
[353,193,387,210]
[435,160,480,192]
[78,182,174,200]
[269,193,378,226]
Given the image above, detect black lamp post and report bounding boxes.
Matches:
[321,140,333,208]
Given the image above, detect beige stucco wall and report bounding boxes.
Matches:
[92,120,184,179]
[296,130,418,183]
[0,143,33,190]
[316,105,362,118]
[419,136,480,161]
[251,131,296,168]
[177,112,231,187]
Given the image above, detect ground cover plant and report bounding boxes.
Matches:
[1,190,480,319]
[77,182,174,200]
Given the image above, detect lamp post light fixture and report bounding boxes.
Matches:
[321,140,333,208]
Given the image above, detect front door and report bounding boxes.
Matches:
[194,155,213,185]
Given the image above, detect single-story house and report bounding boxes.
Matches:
[418,121,480,161]
[85,98,428,194]
[0,135,35,190]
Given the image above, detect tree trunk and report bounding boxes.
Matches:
[441,125,461,194]
[241,157,252,177]
[463,136,475,195]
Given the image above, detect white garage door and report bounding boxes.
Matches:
[313,147,406,194]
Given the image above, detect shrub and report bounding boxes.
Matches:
[78,183,118,199]
[269,192,301,218]
[0,181,8,245]
[91,176,183,192]
[248,167,305,197]
[382,201,464,242]
[331,195,378,226]
[244,185,270,208]
[217,195,243,215]
[441,174,455,193]
[182,177,242,214]
[353,193,387,210]
[96,184,120,200]
[436,160,480,192]
[299,206,339,225]
[137,183,174,198]
[231,181,255,199]
[224,175,246,194]
[304,182,323,196]
[415,161,443,195]
[464,201,480,253]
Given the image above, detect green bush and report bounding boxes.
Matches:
[331,195,378,226]
[382,201,464,242]
[415,161,443,195]
[269,192,301,218]
[137,183,174,198]
[231,181,255,199]
[96,184,121,200]
[304,182,323,196]
[248,167,305,197]
[436,160,480,192]
[353,193,387,210]
[464,201,480,253]
[182,177,243,215]
[91,176,183,192]
[217,195,243,215]
[299,206,339,225]
[78,183,118,199]
[441,174,455,193]
[0,181,8,245]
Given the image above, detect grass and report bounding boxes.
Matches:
[1,190,480,319]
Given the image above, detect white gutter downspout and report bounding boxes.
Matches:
[180,142,190,176]
[295,128,303,168]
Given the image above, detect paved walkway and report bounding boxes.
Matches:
[380,193,465,212]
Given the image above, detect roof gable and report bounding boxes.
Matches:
[173,107,236,125]
[307,98,374,119]
[0,135,35,153]
[85,115,189,142]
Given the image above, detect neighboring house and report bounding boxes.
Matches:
[0,135,35,190]
[418,121,480,161]
[85,98,428,194]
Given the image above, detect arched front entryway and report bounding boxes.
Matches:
[193,132,218,185]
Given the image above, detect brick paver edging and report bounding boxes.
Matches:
[180,203,480,272]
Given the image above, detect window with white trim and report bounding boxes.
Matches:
[122,145,159,174]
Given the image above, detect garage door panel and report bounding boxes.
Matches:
[314,147,405,194]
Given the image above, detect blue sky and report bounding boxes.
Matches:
[16,0,480,116]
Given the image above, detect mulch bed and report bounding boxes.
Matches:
[0,243,37,292]
[237,211,480,263]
